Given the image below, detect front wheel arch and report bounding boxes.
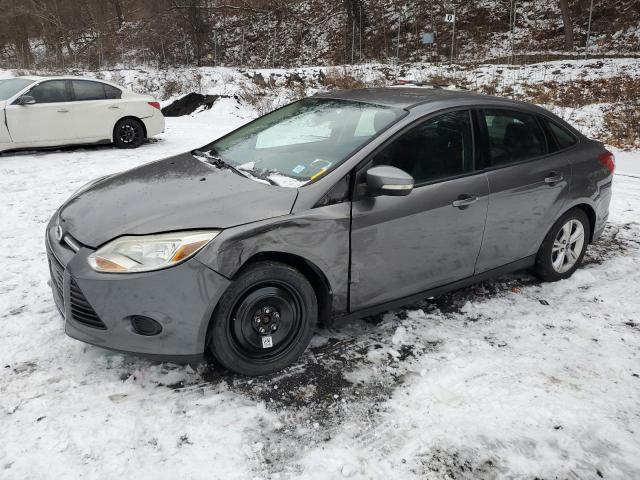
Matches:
[240,252,332,324]
[204,252,331,353]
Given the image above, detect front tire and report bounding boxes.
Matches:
[534,208,590,282]
[113,118,145,149]
[208,261,317,376]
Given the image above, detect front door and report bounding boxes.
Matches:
[6,80,75,144]
[350,110,489,311]
[474,108,572,273]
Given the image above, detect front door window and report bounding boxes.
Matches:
[372,110,474,184]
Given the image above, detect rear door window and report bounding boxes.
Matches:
[482,109,548,166]
[72,80,107,101]
[28,80,70,104]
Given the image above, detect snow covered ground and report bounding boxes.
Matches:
[1,100,640,479]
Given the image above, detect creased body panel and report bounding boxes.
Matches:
[350,174,489,310]
[197,203,351,314]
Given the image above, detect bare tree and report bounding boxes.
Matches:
[558,0,574,51]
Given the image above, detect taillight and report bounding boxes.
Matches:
[148,101,161,110]
[598,151,615,174]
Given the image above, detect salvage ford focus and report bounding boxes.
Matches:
[46,88,614,375]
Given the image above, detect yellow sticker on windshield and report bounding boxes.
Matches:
[310,168,328,181]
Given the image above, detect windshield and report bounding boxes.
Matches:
[203,98,405,187]
[0,78,35,101]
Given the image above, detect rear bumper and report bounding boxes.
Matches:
[46,216,230,362]
[142,110,165,137]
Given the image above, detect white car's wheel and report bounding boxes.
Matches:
[114,118,145,149]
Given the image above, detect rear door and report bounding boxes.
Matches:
[349,109,489,310]
[474,108,572,273]
[70,80,122,140]
[6,80,75,143]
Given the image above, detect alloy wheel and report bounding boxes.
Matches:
[551,219,585,273]
[119,124,138,144]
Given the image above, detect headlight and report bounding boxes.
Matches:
[87,230,220,273]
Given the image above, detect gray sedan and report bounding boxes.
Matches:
[46,88,614,375]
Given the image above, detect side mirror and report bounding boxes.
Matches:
[15,95,36,106]
[366,165,414,197]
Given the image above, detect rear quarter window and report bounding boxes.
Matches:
[545,119,578,150]
[104,84,122,99]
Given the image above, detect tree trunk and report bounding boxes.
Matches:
[558,0,574,51]
[342,0,365,63]
[111,0,124,29]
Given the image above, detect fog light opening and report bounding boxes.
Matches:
[130,315,163,336]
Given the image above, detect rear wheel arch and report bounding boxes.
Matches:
[573,203,596,243]
[534,207,591,281]
[113,116,147,140]
[544,202,597,248]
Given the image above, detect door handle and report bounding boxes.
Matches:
[545,172,564,184]
[452,194,479,208]
[108,105,120,110]
[57,108,70,113]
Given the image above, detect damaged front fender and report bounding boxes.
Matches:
[196,202,351,314]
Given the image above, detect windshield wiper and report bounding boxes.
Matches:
[242,168,278,186]
[193,149,279,186]
[192,149,254,180]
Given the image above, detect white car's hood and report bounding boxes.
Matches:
[0,100,6,110]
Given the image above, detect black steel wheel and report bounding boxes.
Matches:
[208,261,317,376]
[113,118,145,149]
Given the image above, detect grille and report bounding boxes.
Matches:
[69,279,107,329]
[48,253,64,302]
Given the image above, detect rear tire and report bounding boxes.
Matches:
[208,261,317,376]
[113,118,145,149]
[534,208,590,282]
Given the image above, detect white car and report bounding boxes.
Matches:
[0,76,164,153]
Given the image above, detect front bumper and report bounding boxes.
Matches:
[45,218,230,363]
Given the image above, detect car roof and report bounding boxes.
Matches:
[314,87,517,110]
[17,75,122,87]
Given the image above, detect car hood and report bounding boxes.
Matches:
[59,152,298,248]
[0,100,6,109]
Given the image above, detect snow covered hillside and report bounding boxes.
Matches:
[1,63,640,478]
[8,57,638,148]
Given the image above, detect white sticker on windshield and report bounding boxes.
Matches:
[262,336,273,349]
[292,165,306,174]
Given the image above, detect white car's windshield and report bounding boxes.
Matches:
[0,78,36,101]
[203,98,405,187]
